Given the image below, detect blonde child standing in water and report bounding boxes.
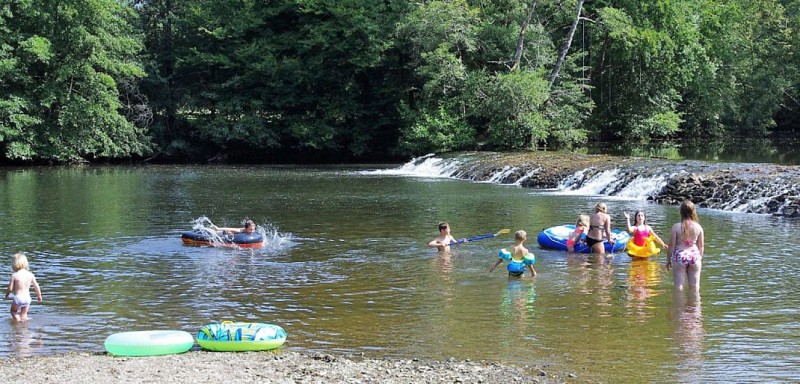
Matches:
[5,253,42,321]
[490,230,537,277]
[567,214,590,253]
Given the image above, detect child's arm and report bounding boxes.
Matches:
[648,227,668,248]
[32,275,42,302]
[489,259,503,272]
[428,238,447,251]
[697,226,704,256]
[4,277,13,299]
[623,212,635,233]
[666,226,677,270]
[605,218,614,243]
[528,265,537,277]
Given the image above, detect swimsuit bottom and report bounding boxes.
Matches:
[585,236,603,248]
[673,245,701,266]
[508,271,524,277]
[12,294,31,307]
[566,239,577,247]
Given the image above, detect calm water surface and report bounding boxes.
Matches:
[0,165,798,382]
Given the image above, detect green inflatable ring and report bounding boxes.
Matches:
[197,321,287,352]
[104,330,194,356]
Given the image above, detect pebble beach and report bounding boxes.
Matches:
[0,350,577,383]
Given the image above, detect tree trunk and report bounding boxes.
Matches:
[548,0,585,87]
[511,0,538,71]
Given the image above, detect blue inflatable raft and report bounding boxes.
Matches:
[537,224,629,253]
[181,231,264,249]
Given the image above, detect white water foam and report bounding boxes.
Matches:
[558,169,623,195]
[190,216,294,251]
[360,154,460,178]
[484,166,518,184]
[616,175,669,198]
[514,167,542,186]
[366,156,670,201]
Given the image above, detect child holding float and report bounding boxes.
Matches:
[428,222,468,252]
[623,211,668,257]
[567,214,590,253]
[490,230,537,277]
[4,252,43,322]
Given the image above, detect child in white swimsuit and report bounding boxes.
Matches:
[5,253,43,321]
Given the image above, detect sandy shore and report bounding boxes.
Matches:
[0,350,577,383]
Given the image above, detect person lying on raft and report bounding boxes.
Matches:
[212,220,256,235]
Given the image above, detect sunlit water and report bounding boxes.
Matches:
[0,164,798,382]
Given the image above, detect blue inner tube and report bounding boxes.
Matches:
[537,224,629,253]
[181,231,263,245]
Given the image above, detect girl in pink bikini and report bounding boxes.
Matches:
[667,200,705,292]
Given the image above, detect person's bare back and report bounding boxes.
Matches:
[5,253,43,321]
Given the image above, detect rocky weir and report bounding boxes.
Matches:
[398,151,800,217]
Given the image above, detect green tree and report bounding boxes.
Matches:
[396,0,592,155]
[0,0,151,162]
[138,0,407,161]
[779,0,800,131]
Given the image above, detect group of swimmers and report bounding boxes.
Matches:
[428,200,706,292]
[6,201,704,321]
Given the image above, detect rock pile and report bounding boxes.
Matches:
[435,152,800,217]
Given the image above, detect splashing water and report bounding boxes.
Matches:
[189,216,294,251]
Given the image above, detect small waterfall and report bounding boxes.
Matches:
[514,167,542,186]
[361,154,461,178]
[485,166,518,184]
[616,175,669,198]
[559,169,624,195]
[380,153,800,216]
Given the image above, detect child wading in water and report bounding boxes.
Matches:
[428,222,466,252]
[490,230,537,277]
[624,211,668,250]
[5,253,42,321]
[567,214,590,253]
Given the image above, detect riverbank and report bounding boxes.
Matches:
[0,350,577,383]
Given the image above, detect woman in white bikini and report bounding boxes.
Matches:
[667,200,705,292]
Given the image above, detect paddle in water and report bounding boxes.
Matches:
[448,229,511,246]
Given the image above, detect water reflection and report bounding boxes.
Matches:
[669,290,705,383]
[8,321,43,357]
[500,279,536,324]
[566,253,615,316]
[624,258,663,321]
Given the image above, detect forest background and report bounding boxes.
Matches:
[1,0,798,164]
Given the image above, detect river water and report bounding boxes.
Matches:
[0,162,798,382]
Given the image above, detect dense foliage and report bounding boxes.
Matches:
[0,0,151,162]
[1,0,798,163]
